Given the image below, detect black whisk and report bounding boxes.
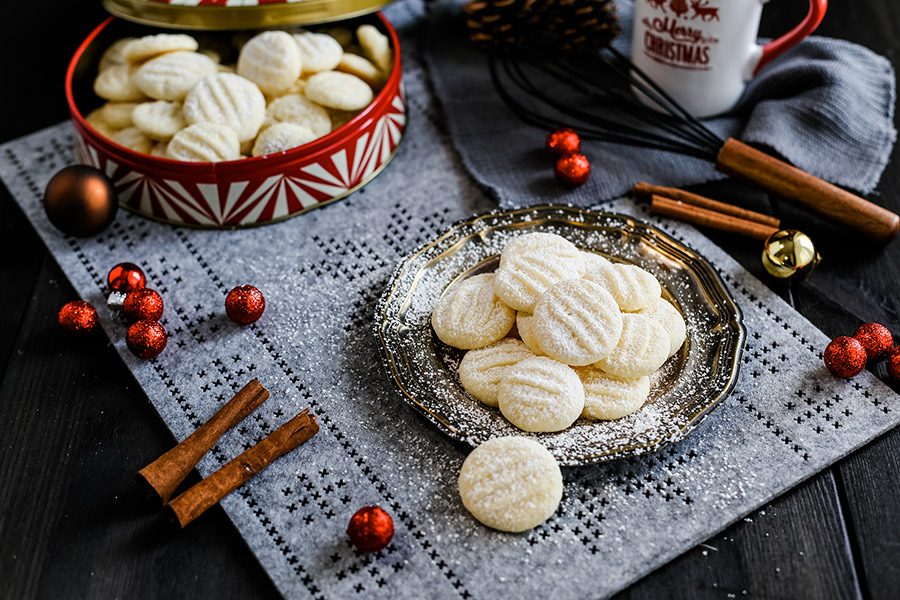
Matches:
[465,0,899,243]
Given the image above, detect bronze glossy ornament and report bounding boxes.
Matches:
[762,230,821,282]
[43,165,118,237]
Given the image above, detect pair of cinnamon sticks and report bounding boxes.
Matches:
[634,182,781,241]
[138,379,319,527]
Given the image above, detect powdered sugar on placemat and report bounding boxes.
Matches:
[1,1,897,598]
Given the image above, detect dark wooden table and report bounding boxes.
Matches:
[1,2,898,598]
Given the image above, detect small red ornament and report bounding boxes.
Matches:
[57,300,98,335]
[555,153,591,187]
[225,285,266,325]
[887,348,900,382]
[824,336,867,379]
[122,288,164,322]
[347,506,394,552]
[107,262,146,293]
[126,320,167,359]
[545,128,581,156]
[852,322,894,361]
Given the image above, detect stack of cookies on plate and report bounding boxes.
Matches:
[432,232,687,432]
[88,24,392,161]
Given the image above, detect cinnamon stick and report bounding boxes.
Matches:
[633,181,781,227]
[138,379,269,504]
[649,195,780,241]
[168,408,319,528]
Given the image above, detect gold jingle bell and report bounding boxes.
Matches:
[762,230,821,281]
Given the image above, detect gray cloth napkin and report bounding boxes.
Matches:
[424,0,897,207]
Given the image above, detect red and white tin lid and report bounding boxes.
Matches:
[102,0,391,29]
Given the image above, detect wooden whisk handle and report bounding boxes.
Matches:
[715,138,900,244]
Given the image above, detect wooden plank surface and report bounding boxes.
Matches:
[1,0,898,598]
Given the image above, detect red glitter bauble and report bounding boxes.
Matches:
[126,320,167,359]
[347,506,394,552]
[823,336,867,379]
[57,300,98,335]
[853,322,894,361]
[887,348,900,382]
[545,128,581,156]
[107,262,146,293]
[225,285,266,325]
[122,288,164,322]
[555,153,591,187]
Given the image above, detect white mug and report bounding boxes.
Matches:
[631,0,828,117]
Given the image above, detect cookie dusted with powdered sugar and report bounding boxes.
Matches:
[576,367,651,420]
[431,273,516,350]
[458,436,562,532]
[494,232,585,312]
[497,356,584,432]
[586,262,661,313]
[458,338,534,407]
[183,73,266,143]
[593,313,669,379]
[642,298,687,358]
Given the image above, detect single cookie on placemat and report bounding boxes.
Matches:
[304,71,374,111]
[458,436,562,532]
[431,273,515,350]
[293,32,343,74]
[532,279,623,366]
[183,73,266,143]
[494,232,585,312]
[167,122,240,163]
[134,51,218,101]
[497,356,584,432]
[132,101,186,141]
[458,338,534,407]
[237,31,303,97]
[515,312,544,356]
[576,367,651,421]
[586,262,661,313]
[643,299,687,358]
[593,313,669,379]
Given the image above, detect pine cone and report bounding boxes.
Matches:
[464,0,620,51]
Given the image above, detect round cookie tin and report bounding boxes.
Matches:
[66,9,406,228]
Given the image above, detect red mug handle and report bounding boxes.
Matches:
[754,0,828,75]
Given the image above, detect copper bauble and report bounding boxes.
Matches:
[347,506,394,552]
[43,165,118,237]
[761,230,820,282]
[225,285,266,325]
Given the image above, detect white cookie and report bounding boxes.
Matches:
[498,356,584,432]
[293,32,343,73]
[85,109,117,137]
[94,65,145,102]
[357,25,392,73]
[494,232,585,312]
[122,34,199,64]
[264,93,331,137]
[336,53,385,88]
[134,51,218,101]
[431,273,516,350]
[304,71,374,111]
[458,338,534,408]
[593,313,669,379]
[99,37,136,72]
[237,31,303,96]
[576,368,651,420]
[183,73,266,143]
[112,126,152,154]
[532,279,623,366]
[99,102,137,129]
[167,122,240,163]
[251,122,316,157]
[132,101,186,141]
[581,251,612,275]
[586,262,661,312]
[643,299,687,358]
[515,312,544,355]
[458,436,562,532]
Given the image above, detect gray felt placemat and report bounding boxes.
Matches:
[2,1,898,597]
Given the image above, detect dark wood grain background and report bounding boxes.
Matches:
[1,1,898,598]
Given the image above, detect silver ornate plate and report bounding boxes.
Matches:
[375,205,745,465]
